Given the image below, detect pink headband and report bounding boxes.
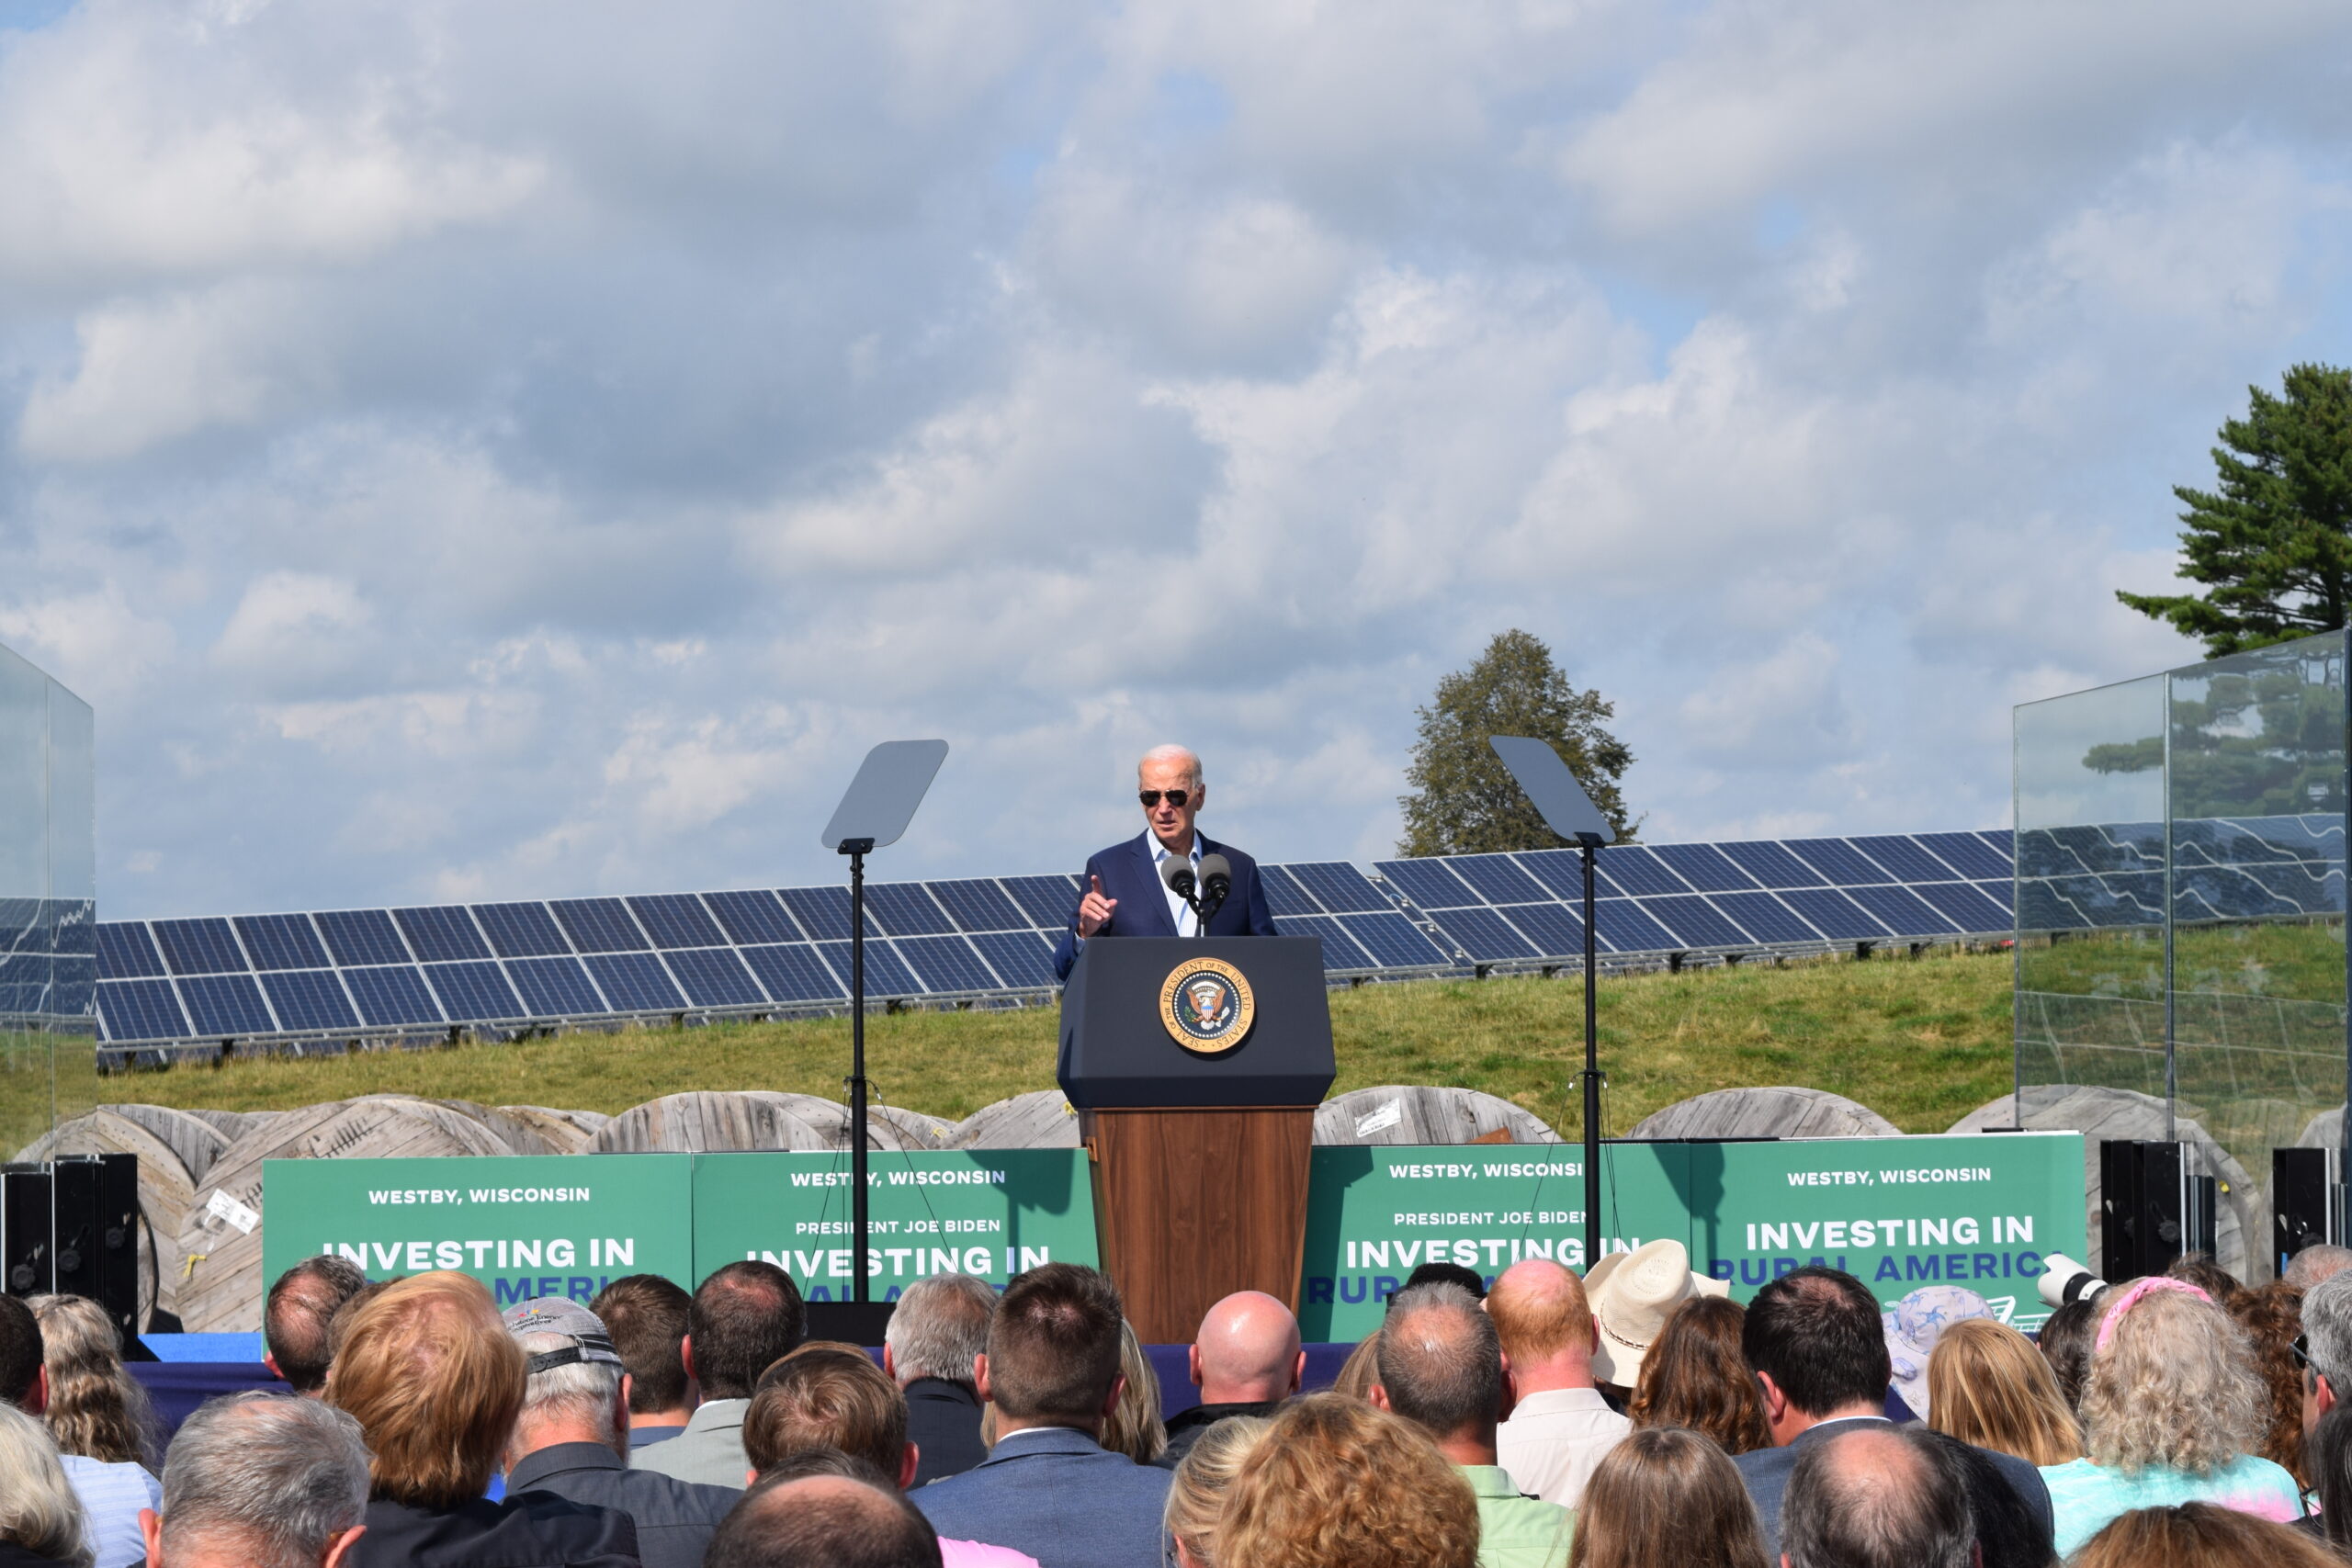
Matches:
[2094,1277,2211,1352]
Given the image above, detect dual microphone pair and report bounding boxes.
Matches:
[1162,852,1233,925]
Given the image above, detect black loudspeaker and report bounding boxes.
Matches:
[51,1155,140,1344]
[1,1165,53,1297]
[2275,1145,2346,1280]
[2101,1140,2216,1279]
[803,1299,896,1349]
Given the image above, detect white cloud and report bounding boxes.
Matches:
[0,0,2346,919]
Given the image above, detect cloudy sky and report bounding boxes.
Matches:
[2,0,2346,919]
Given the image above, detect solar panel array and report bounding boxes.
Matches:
[93,830,2020,1061]
[0,897,95,1030]
[2015,815,2345,931]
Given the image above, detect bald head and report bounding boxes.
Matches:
[2290,1244,2352,1290]
[1485,1259,1594,1389]
[1191,1292,1303,1404]
[706,1473,941,1568]
[1783,1425,1972,1568]
[1372,1283,1504,1447]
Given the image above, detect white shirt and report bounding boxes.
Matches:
[1495,1387,1631,1509]
[1148,833,1204,938]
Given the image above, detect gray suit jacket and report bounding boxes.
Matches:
[628,1399,750,1489]
[1733,1416,2053,1557]
[910,1426,1171,1568]
[510,1442,737,1568]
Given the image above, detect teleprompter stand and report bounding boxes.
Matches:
[812,738,947,1346]
[1058,936,1335,1343]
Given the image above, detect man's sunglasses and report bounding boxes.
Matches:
[1138,790,1193,808]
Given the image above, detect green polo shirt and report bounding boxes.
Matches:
[1459,1463,1574,1568]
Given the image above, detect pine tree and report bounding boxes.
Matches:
[1397,630,1636,857]
[2119,363,2352,656]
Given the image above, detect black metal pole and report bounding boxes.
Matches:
[847,843,870,1303]
[1581,840,1600,1275]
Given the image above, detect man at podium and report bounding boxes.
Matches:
[1050,744,1278,981]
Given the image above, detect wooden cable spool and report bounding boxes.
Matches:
[98,1103,230,1184]
[494,1105,612,1155]
[953,1090,1080,1150]
[1314,1085,1561,1146]
[585,1091,833,1154]
[1628,1087,1899,1142]
[175,1099,514,1332]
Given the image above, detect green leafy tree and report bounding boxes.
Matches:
[2119,363,2352,656]
[1397,629,1636,856]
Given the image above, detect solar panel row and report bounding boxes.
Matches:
[1372,832,2016,965]
[91,833,2022,1053]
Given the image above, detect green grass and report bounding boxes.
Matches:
[118,947,2018,1137]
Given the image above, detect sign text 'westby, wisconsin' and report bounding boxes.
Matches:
[261,1148,1099,1310]
[1296,1132,2085,1341]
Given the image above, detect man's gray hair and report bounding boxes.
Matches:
[885,1273,997,1386]
[515,1329,624,1441]
[1373,1282,1501,1438]
[2306,1270,2352,1393]
[1137,745,1203,790]
[2290,1244,2352,1292]
[1783,1425,1972,1568]
[159,1393,368,1568]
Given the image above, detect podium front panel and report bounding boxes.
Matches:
[1057,936,1335,1110]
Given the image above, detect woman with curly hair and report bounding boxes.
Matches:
[1212,1392,1478,1568]
[2039,1278,2303,1557]
[2227,1280,2310,1489]
[1926,1317,2081,1467]
[28,1294,156,1469]
[1626,1296,1770,1456]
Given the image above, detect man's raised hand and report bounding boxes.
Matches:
[1077,874,1117,939]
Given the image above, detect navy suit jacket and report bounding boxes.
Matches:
[1049,831,1278,981]
[910,1425,1171,1568]
[1733,1416,2053,1558]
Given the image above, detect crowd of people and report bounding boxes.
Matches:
[9,1236,2352,1567]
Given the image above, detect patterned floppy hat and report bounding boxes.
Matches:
[1882,1284,1993,1417]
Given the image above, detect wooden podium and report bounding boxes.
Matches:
[1058,937,1334,1344]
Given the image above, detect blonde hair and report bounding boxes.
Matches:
[1332,1329,1382,1402]
[28,1293,154,1467]
[1102,1319,1168,1463]
[1568,1427,1770,1568]
[0,1401,93,1567]
[2079,1280,2265,1477]
[2073,1501,2341,1568]
[1927,1318,2082,1467]
[1164,1416,1272,1568]
[1212,1393,1478,1568]
[325,1271,526,1507]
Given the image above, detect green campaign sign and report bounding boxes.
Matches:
[1689,1132,2086,1329]
[1295,1132,2085,1341]
[691,1149,1098,1298]
[1298,1142,1690,1341]
[261,1154,696,1310]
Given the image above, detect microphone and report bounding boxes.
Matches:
[1161,856,1201,909]
[1198,853,1232,924]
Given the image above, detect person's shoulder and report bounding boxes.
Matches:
[2222,1452,2305,1497]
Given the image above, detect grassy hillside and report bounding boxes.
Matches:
[121,946,2016,1137]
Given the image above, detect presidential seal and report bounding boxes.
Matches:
[1159,956,1255,1054]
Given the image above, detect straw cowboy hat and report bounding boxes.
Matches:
[1583,1239,1730,1387]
